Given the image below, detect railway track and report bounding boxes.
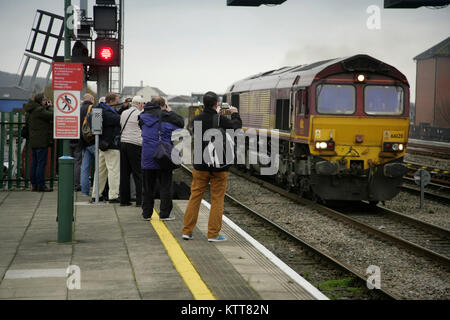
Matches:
[404,161,450,188]
[407,140,450,160]
[332,203,450,264]
[226,167,450,269]
[402,177,450,204]
[179,165,397,300]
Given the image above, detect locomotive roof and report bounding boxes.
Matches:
[226,54,408,93]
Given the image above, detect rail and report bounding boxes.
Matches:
[0,111,57,190]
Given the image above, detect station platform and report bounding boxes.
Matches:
[0,191,327,300]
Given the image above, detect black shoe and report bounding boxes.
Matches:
[31,186,38,192]
[38,187,53,192]
[109,198,120,204]
[75,186,82,192]
[120,202,132,207]
[90,196,104,203]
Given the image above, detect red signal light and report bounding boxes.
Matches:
[100,47,113,61]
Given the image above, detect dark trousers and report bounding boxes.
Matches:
[142,169,173,219]
[120,142,143,205]
[30,148,48,188]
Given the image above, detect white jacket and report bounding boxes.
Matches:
[120,107,142,146]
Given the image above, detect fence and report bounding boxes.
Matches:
[0,110,57,191]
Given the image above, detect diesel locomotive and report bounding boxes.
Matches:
[220,54,410,203]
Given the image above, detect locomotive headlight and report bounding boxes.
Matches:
[316,142,321,149]
[357,74,366,82]
[320,142,328,149]
[398,144,404,151]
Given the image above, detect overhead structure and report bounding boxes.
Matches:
[384,0,450,8]
[227,0,286,6]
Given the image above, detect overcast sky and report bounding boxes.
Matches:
[0,0,449,100]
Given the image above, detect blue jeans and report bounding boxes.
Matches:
[81,145,95,195]
[30,148,48,188]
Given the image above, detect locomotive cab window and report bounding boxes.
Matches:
[317,84,355,115]
[365,86,404,115]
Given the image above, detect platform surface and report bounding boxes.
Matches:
[0,191,323,300]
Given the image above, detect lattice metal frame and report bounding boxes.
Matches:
[26,10,65,60]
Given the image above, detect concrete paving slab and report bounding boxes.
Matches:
[1,278,66,288]
[68,289,140,300]
[141,289,194,300]
[0,286,67,299]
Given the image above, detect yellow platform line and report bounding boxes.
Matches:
[150,209,216,300]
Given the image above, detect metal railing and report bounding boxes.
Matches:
[0,110,56,190]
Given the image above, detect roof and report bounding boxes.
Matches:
[227,54,408,93]
[414,37,450,61]
[0,86,32,101]
[168,95,196,103]
[121,86,142,96]
[121,86,167,97]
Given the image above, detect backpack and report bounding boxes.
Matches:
[204,114,235,170]
[81,104,95,145]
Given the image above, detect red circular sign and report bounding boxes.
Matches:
[56,92,78,114]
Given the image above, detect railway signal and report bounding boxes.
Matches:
[95,38,120,66]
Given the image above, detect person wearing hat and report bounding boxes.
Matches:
[119,96,145,207]
[118,97,133,115]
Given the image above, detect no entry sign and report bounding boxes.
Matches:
[54,90,80,139]
[52,63,83,91]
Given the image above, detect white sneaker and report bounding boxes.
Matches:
[160,216,175,221]
[182,234,194,240]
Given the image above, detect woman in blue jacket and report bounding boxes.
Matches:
[139,97,184,221]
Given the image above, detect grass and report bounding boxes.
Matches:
[315,277,364,300]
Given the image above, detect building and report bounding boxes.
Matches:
[0,87,32,112]
[167,95,197,109]
[414,37,450,128]
[121,82,167,103]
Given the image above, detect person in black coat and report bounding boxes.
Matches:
[182,92,242,242]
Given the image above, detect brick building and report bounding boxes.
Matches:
[414,37,450,128]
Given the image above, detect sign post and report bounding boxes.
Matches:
[91,108,103,204]
[54,0,81,243]
[414,169,431,209]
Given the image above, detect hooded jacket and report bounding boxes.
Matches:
[139,103,184,170]
[23,100,54,149]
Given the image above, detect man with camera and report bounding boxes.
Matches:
[24,93,54,192]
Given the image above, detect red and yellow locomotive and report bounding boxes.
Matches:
[223,54,410,203]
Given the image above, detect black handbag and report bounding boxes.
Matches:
[153,111,181,171]
[99,139,110,151]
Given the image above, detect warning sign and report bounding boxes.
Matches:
[52,63,83,91]
[56,92,79,114]
[54,90,80,139]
